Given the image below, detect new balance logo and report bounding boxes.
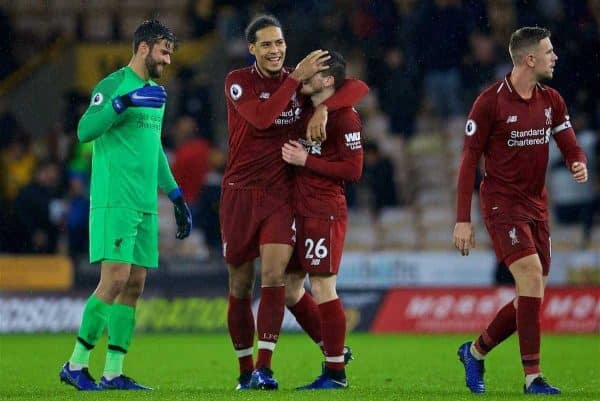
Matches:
[506,115,518,123]
[311,259,321,266]
[259,92,270,99]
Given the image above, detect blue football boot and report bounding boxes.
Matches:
[524,376,561,395]
[296,373,348,390]
[457,341,485,393]
[59,362,102,391]
[249,367,278,390]
[235,372,252,390]
[100,375,152,390]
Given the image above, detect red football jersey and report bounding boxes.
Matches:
[456,73,586,221]
[223,63,369,201]
[291,107,363,218]
[223,63,302,199]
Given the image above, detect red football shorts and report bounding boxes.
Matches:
[220,188,295,266]
[287,215,347,275]
[483,212,551,275]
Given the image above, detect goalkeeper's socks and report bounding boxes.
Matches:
[103,350,125,380]
[288,292,322,345]
[68,361,86,371]
[69,342,92,370]
[104,303,136,378]
[70,294,112,366]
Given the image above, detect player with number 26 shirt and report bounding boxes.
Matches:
[288,107,363,274]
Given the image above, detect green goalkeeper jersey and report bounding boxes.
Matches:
[78,66,177,214]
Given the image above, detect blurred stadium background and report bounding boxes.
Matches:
[0,0,598,381]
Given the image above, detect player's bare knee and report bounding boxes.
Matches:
[512,266,544,296]
[97,278,128,300]
[227,262,255,297]
[285,285,304,306]
[309,275,337,304]
[230,286,253,299]
[229,276,254,298]
[261,267,285,286]
[124,281,145,299]
[284,273,305,305]
[521,273,544,294]
[229,274,254,298]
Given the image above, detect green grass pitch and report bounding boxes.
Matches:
[0,333,598,401]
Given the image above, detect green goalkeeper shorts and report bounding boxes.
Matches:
[89,207,159,268]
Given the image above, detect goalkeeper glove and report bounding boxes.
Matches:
[168,188,192,240]
[112,85,167,114]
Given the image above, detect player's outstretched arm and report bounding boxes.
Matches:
[305,80,369,143]
[322,79,369,111]
[225,72,300,131]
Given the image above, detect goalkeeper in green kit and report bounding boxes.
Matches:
[59,20,192,391]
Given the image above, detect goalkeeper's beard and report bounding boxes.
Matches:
[145,54,163,79]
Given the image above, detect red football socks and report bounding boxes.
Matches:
[256,286,285,369]
[227,295,255,374]
[288,292,322,345]
[319,298,346,373]
[517,296,542,375]
[475,299,517,355]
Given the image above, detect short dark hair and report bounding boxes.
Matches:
[320,50,346,90]
[509,26,551,64]
[133,19,176,53]
[245,14,282,44]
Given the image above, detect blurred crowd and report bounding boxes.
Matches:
[0,0,599,258]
